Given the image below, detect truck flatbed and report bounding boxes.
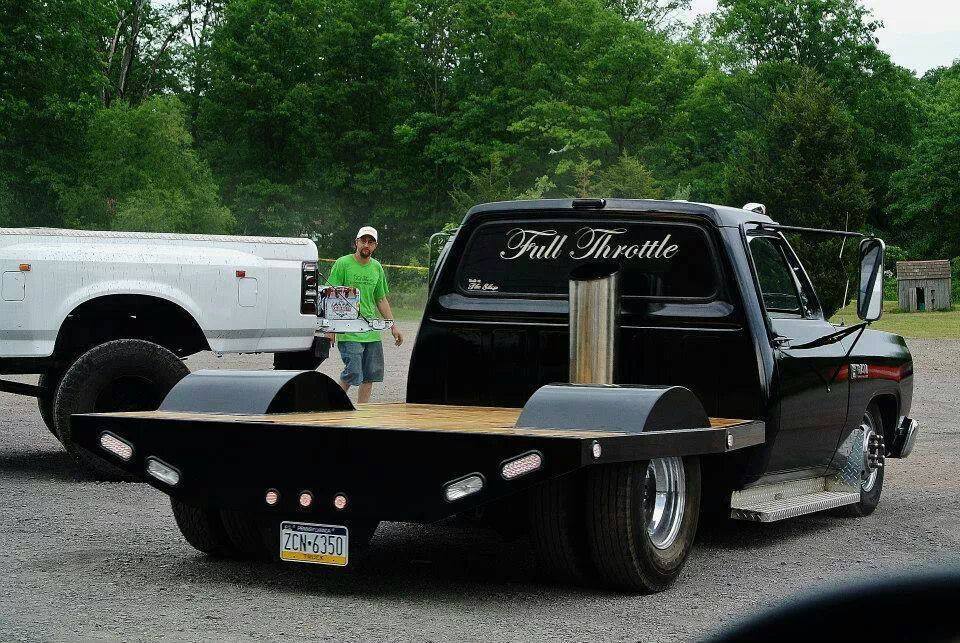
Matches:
[75,391,765,524]
[102,402,757,439]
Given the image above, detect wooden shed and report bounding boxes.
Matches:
[897,260,952,312]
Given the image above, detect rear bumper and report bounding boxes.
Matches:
[889,416,919,458]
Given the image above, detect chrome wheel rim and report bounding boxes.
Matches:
[861,413,880,492]
[642,457,686,550]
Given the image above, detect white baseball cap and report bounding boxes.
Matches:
[356,225,378,242]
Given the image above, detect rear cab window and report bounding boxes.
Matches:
[454,219,721,302]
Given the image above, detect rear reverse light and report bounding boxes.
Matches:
[265,489,280,506]
[501,451,543,480]
[99,431,133,461]
[444,474,484,502]
[301,261,318,315]
[145,457,180,486]
[298,491,314,508]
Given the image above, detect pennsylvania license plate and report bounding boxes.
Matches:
[279,521,349,566]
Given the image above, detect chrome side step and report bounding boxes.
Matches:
[730,477,860,522]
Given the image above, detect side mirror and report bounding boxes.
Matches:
[858,238,885,322]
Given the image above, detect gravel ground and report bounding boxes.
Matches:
[1,326,958,642]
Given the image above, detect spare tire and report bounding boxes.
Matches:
[53,339,189,479]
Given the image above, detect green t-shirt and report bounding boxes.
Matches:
[327,254,389,342]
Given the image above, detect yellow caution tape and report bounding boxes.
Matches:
[318,258,428,273]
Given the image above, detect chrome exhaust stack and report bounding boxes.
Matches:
[569,263,620,384]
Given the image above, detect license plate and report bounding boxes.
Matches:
[279,521,349,566]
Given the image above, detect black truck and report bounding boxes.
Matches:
[71,199,919,593]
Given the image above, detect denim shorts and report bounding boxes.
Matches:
[337,341,384,386]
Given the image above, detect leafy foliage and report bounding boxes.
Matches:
[61,96,233,233]
[889,69,960,260]
[0,0,955,286]
[0,0,114,227]
[725,69,869,315]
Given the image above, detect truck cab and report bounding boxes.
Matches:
[410,198,914,493]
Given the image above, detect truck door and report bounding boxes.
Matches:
[748,235,850,473]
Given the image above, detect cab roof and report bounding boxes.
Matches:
[463,199,777,228]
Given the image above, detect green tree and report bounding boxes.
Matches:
[449,157,553,215]
[62,96,232,233]
[592,153,663,199]
[846,52,925,234]
[649,66,774,203]
[711,0,881,74]
[889,73,960,259]
[709,0,924,237]
[200,0,426,257]
[0,0,114,227]
[398,0,700,228]
[725,70,869,315]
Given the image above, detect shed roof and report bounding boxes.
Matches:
[896,260,952,280]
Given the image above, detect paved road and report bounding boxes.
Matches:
[1,325,958,641]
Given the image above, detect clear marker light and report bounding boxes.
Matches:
[99,432,133,461]
[444,475,484,502]
[265,489,279,506]
[298,491,314,508]
[145,457,180,486]
[501,452,543,480]
[333,494,348,510]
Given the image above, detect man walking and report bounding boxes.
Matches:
[326,226,403,403]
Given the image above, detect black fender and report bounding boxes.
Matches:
[515,384,710,434]
[159,369,353,415]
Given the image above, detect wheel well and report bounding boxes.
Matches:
[54,295,209,364]
[871,394,899,442]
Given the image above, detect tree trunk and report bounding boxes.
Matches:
[117,0,144,101]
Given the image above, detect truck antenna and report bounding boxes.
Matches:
[838,211,851,323]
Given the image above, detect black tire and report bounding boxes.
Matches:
[839,402,885,518]
[273,347,325,371]
[528,472,593,584]
[587,457,701,593]
[474,493,530,541]
[220,509,273,560]
[171,498,237,557]
[53,339,189,478]
[37,370,62,437]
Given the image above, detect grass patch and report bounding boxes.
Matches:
[387,287,427,322]
[391,305,425,322]
[830,300,960,340]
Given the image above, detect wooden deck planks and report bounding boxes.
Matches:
[94,403,752,439]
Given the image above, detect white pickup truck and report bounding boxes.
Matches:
[0,227,326,475]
